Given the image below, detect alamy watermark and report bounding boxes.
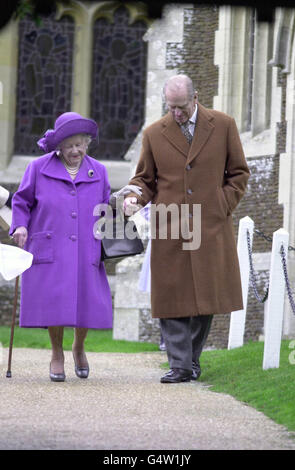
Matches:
[93,197,201,251]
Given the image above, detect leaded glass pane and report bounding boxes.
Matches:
[14,15,75,155]
[89,7,147,161]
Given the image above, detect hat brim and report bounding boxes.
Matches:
[48,118,98,152]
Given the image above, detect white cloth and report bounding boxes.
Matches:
[0,186,9,208]
[138,203,151,293]
[111,184,142,199]
[138,239,151,293]
[109,185,142,209]
[0,244,33,281]
[188,104,198,137]
[0,206,12,231]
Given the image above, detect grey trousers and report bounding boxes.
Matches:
[160,315,213,371]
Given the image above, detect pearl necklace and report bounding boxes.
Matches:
[59,155,81,177]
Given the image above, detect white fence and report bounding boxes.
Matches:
[228,216,292,370]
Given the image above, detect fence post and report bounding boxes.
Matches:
[263,228,289,370]
[228,216,254,349]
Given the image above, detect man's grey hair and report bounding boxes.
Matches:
[162,74,195,102]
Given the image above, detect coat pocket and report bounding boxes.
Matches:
[28,231,54,264]
[216,187,230,218]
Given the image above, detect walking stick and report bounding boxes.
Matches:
[6,275,19,378]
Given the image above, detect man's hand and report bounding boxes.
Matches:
[123,197,141,216]
[12,226,28,249]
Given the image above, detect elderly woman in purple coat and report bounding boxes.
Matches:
[10,112,113,382]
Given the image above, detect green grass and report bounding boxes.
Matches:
[198,340,295,432]
[0,326,158,353]
[160,339,295,432]
[1,326,294,433]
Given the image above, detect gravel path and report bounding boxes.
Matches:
[0,348,294,450]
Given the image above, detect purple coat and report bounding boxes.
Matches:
[10,152,113,329]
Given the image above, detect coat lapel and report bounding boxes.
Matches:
[161,105,215,162]
[40,153,101,183]
[187,104,215,164]
[40,152,72,182]
[161,114,190,158]
[74,155,101,184]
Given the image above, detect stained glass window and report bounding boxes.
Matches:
[89,7,147,160]
[14,15,75,155]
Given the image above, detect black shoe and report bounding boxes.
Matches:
[160,368,191,383]
[191,361,201,381]
[49,362,66,382]
[75,366,89,379]
[73,352,89,379]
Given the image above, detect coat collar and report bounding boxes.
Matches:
[161,103,215,163]
[161,113,190,157]
[40,153,101,183]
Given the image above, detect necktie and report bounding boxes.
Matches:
[180,121,193,144]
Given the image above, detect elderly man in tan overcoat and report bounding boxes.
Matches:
[124,74,250,383]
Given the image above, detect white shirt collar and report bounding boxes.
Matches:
[189,103,198,125]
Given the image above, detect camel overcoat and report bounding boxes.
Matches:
[129,104,250,318]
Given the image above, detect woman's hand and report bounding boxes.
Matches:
[123,197,141,216]
[13,226,28,248]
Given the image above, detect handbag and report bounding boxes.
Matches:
[100,217,144,261]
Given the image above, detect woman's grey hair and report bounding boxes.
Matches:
[162,74,195,102]
[57,133,92,150]
[80,134,92,146]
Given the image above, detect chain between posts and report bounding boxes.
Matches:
[254,228,295,251]
[246,229,269,303]
[280,245,295,315]
[246,227,295,313]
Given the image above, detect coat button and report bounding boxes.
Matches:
[71,212,77,218]
[46,233,52,239]
[70,190,76,196]
[187,189,193,195]
[186,164,192,170]
[70,235,77,241]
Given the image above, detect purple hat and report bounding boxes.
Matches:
[37,112,98,152]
